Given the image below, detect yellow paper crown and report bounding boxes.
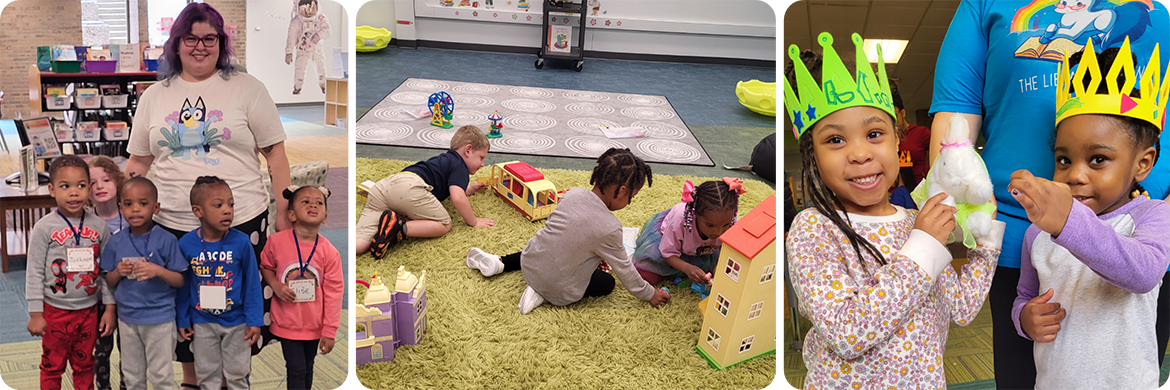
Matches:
[784,32,896,140]
[1056,37,1170,131]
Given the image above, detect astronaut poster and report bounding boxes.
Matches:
[243,0,346,104]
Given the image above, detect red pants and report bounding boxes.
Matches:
[40,304,98,390]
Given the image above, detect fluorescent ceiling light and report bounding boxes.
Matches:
[863,39,908,64]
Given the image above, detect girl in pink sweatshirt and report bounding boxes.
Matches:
[260,186,342,389]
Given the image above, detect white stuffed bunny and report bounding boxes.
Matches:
[924,115,995,240]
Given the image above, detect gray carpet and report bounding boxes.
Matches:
[356,78,715,166]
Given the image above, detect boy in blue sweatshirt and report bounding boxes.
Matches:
[175,176,263,390]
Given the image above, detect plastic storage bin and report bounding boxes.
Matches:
[51,60,82,73]
[75,88,101,109]
[55,123,74,142]
[75,122,101,141]
[102,94,128,108]
[86,60,116,73]
[45,96,71,110]
[104,121,129,141]
[144,59,159,71]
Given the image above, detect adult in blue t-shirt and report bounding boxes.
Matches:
[931,1,1170,387]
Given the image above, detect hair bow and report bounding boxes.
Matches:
[722,177,747,195]
[681,180,695,203]
[283,185,332,200]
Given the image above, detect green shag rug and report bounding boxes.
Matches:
[354,158,778,390]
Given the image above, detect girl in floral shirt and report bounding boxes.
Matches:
[784,32,1004,389]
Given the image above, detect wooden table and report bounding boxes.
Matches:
[1,185,54,273]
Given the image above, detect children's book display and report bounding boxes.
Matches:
[20,145,38,191]
[548,25,571,53]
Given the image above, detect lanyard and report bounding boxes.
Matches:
[296,234,320,277]
[56,210,85,247]
[132,225,152,259]
[198,228,227,261]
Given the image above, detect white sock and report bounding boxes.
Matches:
[466,247,504,277]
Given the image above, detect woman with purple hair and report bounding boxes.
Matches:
[125,3,290,389]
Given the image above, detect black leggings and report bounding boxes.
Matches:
[159,210,272,362]
[93,303,124,390]
[277,337,319,390]
[501,252,615,298]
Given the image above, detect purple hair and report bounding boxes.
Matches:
[157,2,236,82]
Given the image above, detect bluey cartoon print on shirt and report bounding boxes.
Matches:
[158,97,232,161]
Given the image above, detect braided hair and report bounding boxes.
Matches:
[787,43,890,268]
[684,181,740,232]
[189,175,231,207]
[1062,47,1160,198]
[590,148,653,202]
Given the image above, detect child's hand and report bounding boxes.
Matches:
[285,53,293,65]
[915,192,958,244]
[1021,288,1067,343]
[245,326,261,347]
[685,265,710,285]
[115,260,135,278]
[474,218,496,228]
[319,337,335,354]
[27,313,45,337]
[131,261,163,280]
[99,305,117,337]
[273,283,297,303]
[649,288,671,308]
[179,326,194,341]
[1008,170,1073,237]
[467,182,486,195]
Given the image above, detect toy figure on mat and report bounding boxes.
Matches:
[286,0,331,94]
[485,0,493,9]
[487,111,503,138]
[429,91,454,129]
[632,178,744,287]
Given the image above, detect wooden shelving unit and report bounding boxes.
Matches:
[325,77,348,129]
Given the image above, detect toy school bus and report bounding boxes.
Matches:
[476,161,559,221]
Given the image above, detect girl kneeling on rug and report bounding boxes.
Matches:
[785,32,1004,388]
[632,178,744,287]
[465,148,671,314]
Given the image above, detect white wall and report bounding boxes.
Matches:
[247,0,349,104]
[357,0,775,61]
[356,0,396,37]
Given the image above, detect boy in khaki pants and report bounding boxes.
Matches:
[356,125,497,258]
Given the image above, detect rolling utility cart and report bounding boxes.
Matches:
[536,0,586,71]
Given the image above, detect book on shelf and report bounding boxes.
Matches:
[548,25,571,53]
[86,47,112,61]
[50,45,78,61]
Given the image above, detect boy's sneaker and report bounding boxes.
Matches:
[518,285,546,315]
[370,210,406,259]
[466,248,504,277]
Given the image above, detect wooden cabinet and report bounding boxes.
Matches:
[325,77,348,129]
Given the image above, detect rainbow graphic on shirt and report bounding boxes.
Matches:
[1009,0,1153,62]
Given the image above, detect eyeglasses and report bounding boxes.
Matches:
[181,34,220,48]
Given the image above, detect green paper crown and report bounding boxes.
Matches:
[784,32,896,140]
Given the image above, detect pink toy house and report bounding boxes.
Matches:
[356,266,428,365]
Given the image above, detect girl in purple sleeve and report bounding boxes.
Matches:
[1009,44,1170,389]
[632,178,744,286]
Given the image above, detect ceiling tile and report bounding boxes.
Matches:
[809,3,869,38]
[864,24,918,40]
[920,7,958,27]
[904,40,943,55]
[867,6,927,26]
[809,0,872,6]
[929,0,961,10]
[783,1,810,36]
[912,26,950,42]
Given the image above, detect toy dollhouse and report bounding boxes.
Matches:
[355,266,429,365]
[695,195,776,370]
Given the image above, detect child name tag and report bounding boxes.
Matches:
[200,285,227,310]
[122,257,144,279]
[67,248,95,272]
[290,279,316,302]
